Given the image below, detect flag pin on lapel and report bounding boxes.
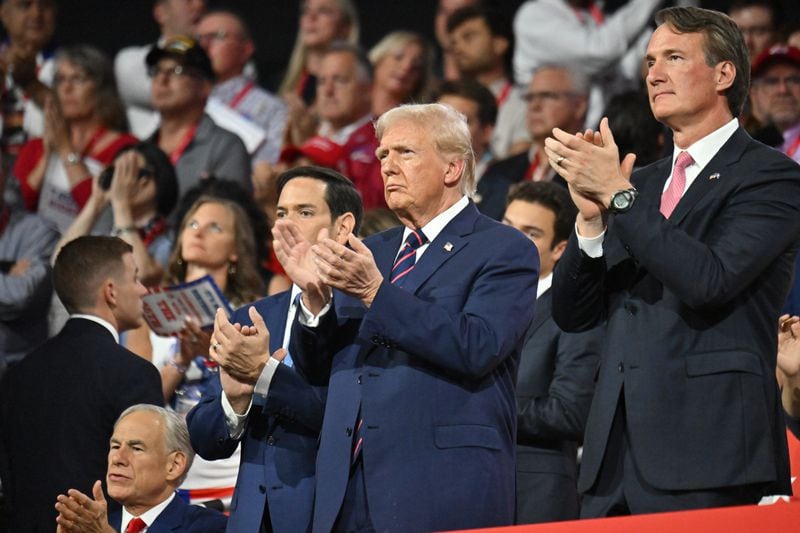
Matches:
[709,173,720,180]
[444,242,454,252]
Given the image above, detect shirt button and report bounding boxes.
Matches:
[618,362,624,373]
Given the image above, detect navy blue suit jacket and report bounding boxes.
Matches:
[291,202,540,532]
[110,495,226,532]
[0,318,163,533]
[187,291,324,533]
[553,127,799,495]
[515,289,601,524]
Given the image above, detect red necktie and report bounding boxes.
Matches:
[126,517,146,533]
[390,229,428,287]
[660,151,694,218]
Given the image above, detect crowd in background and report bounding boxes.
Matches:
[2,0,800,530]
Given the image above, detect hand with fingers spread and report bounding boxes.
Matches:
[209,307,272,385]
[312,233,383,307]
[54,480,115,533]
[272,219,332,313]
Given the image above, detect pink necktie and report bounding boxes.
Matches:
[126,517,146,533]
[660,151,694,218]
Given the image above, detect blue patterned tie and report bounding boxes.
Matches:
[390,229,428,287]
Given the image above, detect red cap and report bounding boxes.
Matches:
[279,136,344,168]
[752,45,800,78]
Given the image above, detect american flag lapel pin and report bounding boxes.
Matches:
[444,242,454,252]
[709,173,720,180]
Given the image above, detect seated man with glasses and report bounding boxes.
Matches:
[145,36,251,203]
[476,64,588,220]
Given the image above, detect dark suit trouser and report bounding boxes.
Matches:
[334,457,375,533]
[580,395,765,517]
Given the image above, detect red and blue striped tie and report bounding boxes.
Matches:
[390,229,428,287]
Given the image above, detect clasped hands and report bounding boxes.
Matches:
[543,117,637,231]
[272,218,383,310]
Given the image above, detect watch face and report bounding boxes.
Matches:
[613,193,629,209]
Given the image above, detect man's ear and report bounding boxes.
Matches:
[444,158,466,188]
[492,36,509,60]
[102,279,117,308]
[551,239,568,263]
[165,451,187,482]
[334,212,356,244]
[716,60,736,93]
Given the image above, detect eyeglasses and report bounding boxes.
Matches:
[755,75,800,91]
[148,64,192,80]
[195,30,242,45]
[53,73,92,86]
[522,91,575,104]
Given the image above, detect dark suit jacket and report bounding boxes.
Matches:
[291,202,540,533]
[552,127,800,495]
[109,494,227,532]
[187,291,324,533]
[515,289,601,524]
[0,318,163,533]
[476,152,565,221]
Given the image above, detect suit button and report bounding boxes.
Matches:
[346,426,353,437]
[371,335,381,344]
[267,436,275,445]
[618,362,624,373]
[357,375,362,384]
[259,484,266,494]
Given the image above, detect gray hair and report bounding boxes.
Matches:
[324,40,373,83]
[116,404,195,485]
[55,45,128,131]
[532,63,590,97]
[376,103,476,195]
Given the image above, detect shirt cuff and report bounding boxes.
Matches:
[297,294,332,327]
[575,223,606,258]
[221,391,250,440]
[254,357,281,398]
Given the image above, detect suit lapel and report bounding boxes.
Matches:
[401,202,479,294]
[265,292,290,353]
[668,127,749,225]
[527,289,552,337]
[149,495,183,531]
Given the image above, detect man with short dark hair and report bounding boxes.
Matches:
[436,79,497,184]
[447,5,530,159]
[190,165,363,532]
[55,404,226,532]
[502,181,600,524]
[729,0,777,61]
[0,236,163,532]
[546,6,799,516]
[146,36,251,201]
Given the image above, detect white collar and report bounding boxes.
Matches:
[672,117,739,172]
[69,314,119,343]
[121,492,176,532]
[403,196,469,247]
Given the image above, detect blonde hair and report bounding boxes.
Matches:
[279,0,361,96]
[368,31,435,104]
[376,103,476,196]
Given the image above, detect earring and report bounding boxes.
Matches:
[176,257,183,266]
[228,263,237,275]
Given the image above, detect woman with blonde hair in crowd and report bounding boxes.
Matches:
[369,31,435,116]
